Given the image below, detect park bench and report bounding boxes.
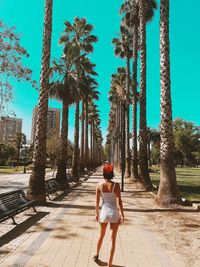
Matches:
[0,189,37,224]
[45,178,60,200]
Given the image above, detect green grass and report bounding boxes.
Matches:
[150,167,200,203]
[0,166,24,174]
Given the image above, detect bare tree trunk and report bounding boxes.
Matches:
[125,57,131,178]
[156,0,181,205]
[138,0,152,190]
[80,100,85,173]
[55,99,69,189]
[84,100,89,169]
[72,101,80,181]
[27,0,53,202]
[131,25,139,181]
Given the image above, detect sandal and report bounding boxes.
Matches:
[93,254,99,261]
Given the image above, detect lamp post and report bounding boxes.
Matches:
[23,144,28,173]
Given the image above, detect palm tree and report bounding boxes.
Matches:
[108,85,121,168]
[49,52,80,188]
[112,26,132,179]
[83,76,99,169]
[138,0,157,190]
[88,102,101,168]
[120,0,140,181]
[80,75,98,172]
[27,0,53,202]
[60,17,98,181]
[156,0,181,205]
[108,68,127,190]
[131,26,139,181]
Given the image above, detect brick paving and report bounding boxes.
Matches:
[0,168,197,267]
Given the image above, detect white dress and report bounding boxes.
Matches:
[99,182,120,223]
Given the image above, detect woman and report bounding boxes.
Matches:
[94,164,124,267]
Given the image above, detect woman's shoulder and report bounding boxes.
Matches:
[96,182,104,190]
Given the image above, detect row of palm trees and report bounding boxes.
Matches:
[106,0,183,205]
[27,1,103,202]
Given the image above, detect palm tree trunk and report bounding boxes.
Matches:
[90,122,93,169]
[121,101,126,191]
[125,57,131,178]
[27,0,53,202]
[72,101,80,181]
[118,102,122,171]
[85,100,89,169]
[131,25,139,181]
[138,0,152,190]
[80,100,85,173]
[55,99,69,189]
[156,0,181,205]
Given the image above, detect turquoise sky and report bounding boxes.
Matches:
[1,0,200,142]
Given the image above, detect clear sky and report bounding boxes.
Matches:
[1,0,200,142]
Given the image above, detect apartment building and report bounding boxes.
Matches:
[31,106,60,143]
[0,117,22,146]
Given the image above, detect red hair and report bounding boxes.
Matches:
[103,164,114,179]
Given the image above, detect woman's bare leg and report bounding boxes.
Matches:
[108,223,119,267]
[96,223,108,256]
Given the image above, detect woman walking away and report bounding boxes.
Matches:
[94,163,124,267]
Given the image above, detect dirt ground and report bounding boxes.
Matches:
[128,181,200,267]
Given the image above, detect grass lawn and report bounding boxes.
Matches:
[150,167,200,203]
[0,166,24,174]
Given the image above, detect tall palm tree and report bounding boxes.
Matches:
[120,0,140,181]
[109,68,126,190]
[108,85,121,168]
[49,53,80,188]
[83,77,99,169]
[138,0,157,190]
[60,17,98,181]
[120,0,156,182]
[156,0,181,205]
[112,27,132,179]
[131,25,139,181]
[27,0,53,202]
[88,102,100,168]
[80,75,98,172]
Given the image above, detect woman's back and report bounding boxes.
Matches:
[99,181,120,223]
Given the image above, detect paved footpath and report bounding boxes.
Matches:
[0,168,191,267]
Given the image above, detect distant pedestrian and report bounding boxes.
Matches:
[94,162,124,267]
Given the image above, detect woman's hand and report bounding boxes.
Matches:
[95,214,99,222]
[120,216,124,224]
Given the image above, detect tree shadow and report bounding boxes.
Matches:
[124,208,199,213]
[179,185,200,194]
[0,211,49,247]
[177,173,200,177]
[184,223,199,228]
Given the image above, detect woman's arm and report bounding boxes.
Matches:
[115,183,124,223]
[95,185,101,221]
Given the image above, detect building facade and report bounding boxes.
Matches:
[31,106,60,143]
[0,117,22,146]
